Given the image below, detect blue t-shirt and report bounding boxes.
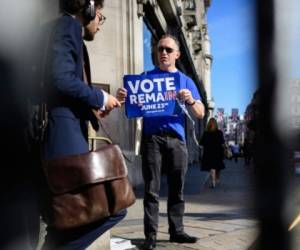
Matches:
[142,68,201,141]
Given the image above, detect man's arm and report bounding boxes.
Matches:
[187,99,205,119]
[49,18,105,109]
[177,89,205,119]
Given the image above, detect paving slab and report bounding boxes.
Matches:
[111,160,259,250]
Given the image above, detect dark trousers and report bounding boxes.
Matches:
[42,209,127,250]
[141,134,188,238]
[233,153,239,162]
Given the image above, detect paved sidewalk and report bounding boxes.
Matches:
[111,159,259,250]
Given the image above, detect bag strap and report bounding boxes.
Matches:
[176,98,201,148]
[91,119,132,163]
[98,119,114,142]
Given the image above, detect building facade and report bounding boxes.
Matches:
[40,0,213,186]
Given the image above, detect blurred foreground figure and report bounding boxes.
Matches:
[40,1,126,249]
[0,1,43,249]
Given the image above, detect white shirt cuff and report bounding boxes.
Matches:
[101,90,108,110]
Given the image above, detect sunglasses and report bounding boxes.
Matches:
[157,46,176,54]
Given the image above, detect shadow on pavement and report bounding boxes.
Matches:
[159,210,255,221]
[128,238,190,250]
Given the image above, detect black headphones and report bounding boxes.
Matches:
[82,0,96,21]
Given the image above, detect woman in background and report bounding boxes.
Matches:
[200,118,225,188]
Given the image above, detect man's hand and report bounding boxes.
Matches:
[105,94,122,111]
[92,94,121,120]
[116,87,127,104]
[177,89,205,119]
[177,89,194,104]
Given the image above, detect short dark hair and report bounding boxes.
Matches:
[60,0,104,14]
[159,34,180,50]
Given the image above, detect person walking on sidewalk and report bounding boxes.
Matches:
[117,34,205,250]
[231,143,240,163]
[243,138,253,165]
[200,117,225,188]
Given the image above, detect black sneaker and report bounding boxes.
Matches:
[169,232,198,243]
[143,235,156,250]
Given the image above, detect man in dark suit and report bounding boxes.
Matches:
[41,1,126,249]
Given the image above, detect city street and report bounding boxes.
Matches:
[111,159,259,250]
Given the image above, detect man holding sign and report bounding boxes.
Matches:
[117,34,205,250]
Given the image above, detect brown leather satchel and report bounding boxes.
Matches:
[42,143,136,230]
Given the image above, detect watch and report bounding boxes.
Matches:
[187,100,196,106]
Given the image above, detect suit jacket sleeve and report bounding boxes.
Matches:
[49,16,104,109]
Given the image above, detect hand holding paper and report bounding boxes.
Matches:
[116,87,127,104]
[105,94,122,111]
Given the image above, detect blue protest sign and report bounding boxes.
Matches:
[123,73,180,118]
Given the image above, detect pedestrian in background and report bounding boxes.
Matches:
[230,143,240,163]
[224,142,233,160]
[243,138,253,165]
[200,117,225,188]
[41,0,126,249]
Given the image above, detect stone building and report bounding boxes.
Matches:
[38,0,213,186]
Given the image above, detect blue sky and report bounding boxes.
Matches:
[143,24,153,71]
[207,0,257,115]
